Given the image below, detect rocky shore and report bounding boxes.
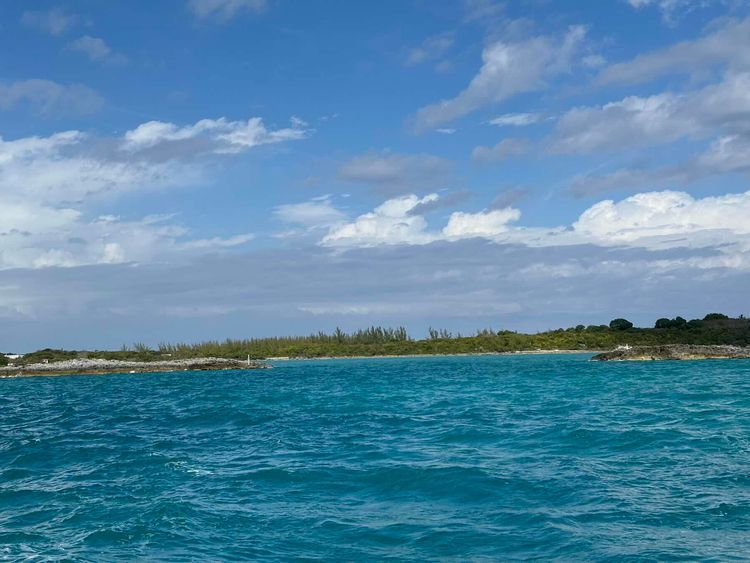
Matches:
[591,344,750,361]
[0,357,267,378]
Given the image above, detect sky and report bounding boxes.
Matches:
[2,0,750,350]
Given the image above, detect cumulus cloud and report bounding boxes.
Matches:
[338,151,451,194]
[573,190,750,242]
[188,0,267,21]
[319,189,750,256]
[0,79,104,117]
[322,194,440,247]
[443,208,520,238]
[67,36,128,65]
[21,8,80,36]
[413,26,587,131]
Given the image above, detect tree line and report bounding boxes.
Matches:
[4,313,748,365]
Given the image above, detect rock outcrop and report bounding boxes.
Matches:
[591,344,750,361]
[0,357,267,377]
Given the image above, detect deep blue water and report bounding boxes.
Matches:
[2,354,750,560]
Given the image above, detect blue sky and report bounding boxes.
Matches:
[1,0,750,350]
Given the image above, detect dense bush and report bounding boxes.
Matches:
[0,354,8,367]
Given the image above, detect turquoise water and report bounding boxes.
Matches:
[2,354,750,560]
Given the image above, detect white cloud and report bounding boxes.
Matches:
[321,193,524,247]
[67,36,127,65]
[188,0,267,21]
[319,189,750,256]
[598,17,750,85]
[0,131,194,204]
[0,79,104,116]
[625,0,732,24]
[472,137,529,161]
[695,133,750,174]
[573,190,750,244]
[180,234,255,249]
[551,72,750,153]
[436,128,457,135]
[274,198,346,228]
[322,194,440,247]
[0,211,189,270]
[21,8,79,36]
[443,208,520,238]
[487,112,542,127]
[123,117,307,154]
[413,26,586,131]
[0,116,308,269]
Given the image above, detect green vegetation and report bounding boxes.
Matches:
[8,314,750,364]
[609,318,634,331]
[0,354,8,367]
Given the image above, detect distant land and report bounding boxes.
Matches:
[2,313,748,367]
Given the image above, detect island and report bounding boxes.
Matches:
[2,313,748,369]
[591,344,750,361]
[0,357,267,378]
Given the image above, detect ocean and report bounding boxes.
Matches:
[1,354,749,560]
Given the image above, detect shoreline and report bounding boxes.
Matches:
[266,350,600,361]
[0,351,600,378]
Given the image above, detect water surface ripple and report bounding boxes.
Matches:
[2,355,750,560]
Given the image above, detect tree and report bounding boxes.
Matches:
[703,313,729,321]
[655,318,671,329]
[0,354,7,367]
[609,318,634,331]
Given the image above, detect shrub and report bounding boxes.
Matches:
[0,354,8,366]
[655,318,671,329]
